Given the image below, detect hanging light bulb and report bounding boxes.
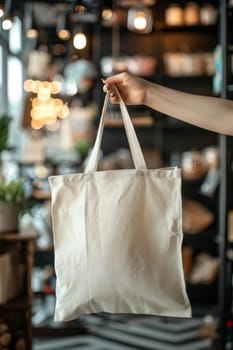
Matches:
[57,10,71,40]
[26,28,38,39]
[24,3,38,39]
[73,32,87,50]
[102,8,113,21]
[2,16,13,30]
[127,5,153,33]
[134,11,147,30]
[2,0,14,30]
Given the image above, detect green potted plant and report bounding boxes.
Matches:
[0,178,28,232]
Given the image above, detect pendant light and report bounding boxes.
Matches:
[56,10,71,41]
[2,0,14,30]
[24,3,38,39]
[127,2,153,34]
[2,17,13,30]
[73,27,87,50]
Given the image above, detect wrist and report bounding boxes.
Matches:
[144,82,157,108]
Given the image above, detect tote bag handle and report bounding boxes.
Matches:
[85,84,147,173]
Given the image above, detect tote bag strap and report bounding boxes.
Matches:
[85,85,147,173]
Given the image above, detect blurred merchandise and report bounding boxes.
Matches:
[101,55,157,77]
[0,151,20,181]
[165,4,183,26]
[27,49,51,80]
[68,101,97,150]
[59,118,73,151]
[202,146,219,171]
[63,59,97,95]
[197,317,218,340]
[32,294,56,326]
[98,148,162,171]
[189,253,219,284]
[32,265,55,294]
[182,150,206,180]
[98,154,117,171]
[114,148,134,169]
[31,202,53,250]
[21,131,46,164]
[200,168,220,197]
[200,146,220,197]
[126,56,157,76]
[100,56,126,76]
[183,2,200,26]
[182,197,215,234]
[163,51,215,77]
[200,3,217,26]
[98,148,133,171]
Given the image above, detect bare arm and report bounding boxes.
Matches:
[103,72,233,136]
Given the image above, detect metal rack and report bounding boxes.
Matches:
[218,0,233,348]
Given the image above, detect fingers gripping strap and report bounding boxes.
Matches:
[85,88,147,173]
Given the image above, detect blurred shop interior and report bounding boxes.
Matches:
[0,0,233,349]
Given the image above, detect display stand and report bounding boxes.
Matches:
[0,233,36,350]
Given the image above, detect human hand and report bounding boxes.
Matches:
[102,72,149,106]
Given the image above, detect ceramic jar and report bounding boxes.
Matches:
[165,4,183,26]
[183,2,200,26]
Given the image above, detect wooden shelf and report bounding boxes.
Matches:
[104,116,154,128]
[0,232,37,241]
[0,295,30,310]
[156,24,218,33]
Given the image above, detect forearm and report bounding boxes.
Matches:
[145,82,233,135]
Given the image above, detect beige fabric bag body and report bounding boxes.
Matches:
[49,87,191,322]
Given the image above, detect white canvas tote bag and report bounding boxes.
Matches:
[49,86,191,322]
